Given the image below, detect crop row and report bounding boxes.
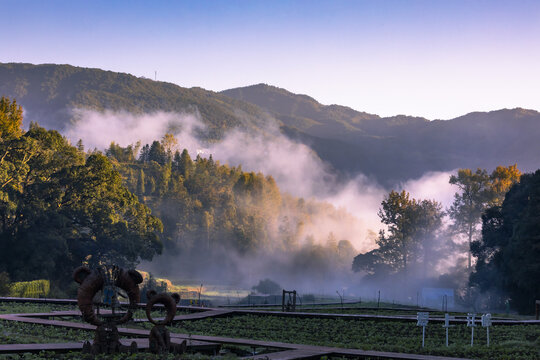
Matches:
[168,314,539,360]
[0,320,90,344]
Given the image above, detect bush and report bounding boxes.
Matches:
[252,279,282,295]
[9,279,50,298]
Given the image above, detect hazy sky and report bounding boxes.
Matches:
[2,0,540,119]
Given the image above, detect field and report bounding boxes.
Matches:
[0,301,538,359]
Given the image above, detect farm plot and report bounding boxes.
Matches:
[164,314,539,360]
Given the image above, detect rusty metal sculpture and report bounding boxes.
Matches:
[73,265,143,355]
[146,290,186,354]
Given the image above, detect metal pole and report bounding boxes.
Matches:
[446,327,448,347]
[471,326,474,347]
[487,326,490,347]
[422,326,425,348]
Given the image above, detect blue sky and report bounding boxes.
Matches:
[2,0,540,119]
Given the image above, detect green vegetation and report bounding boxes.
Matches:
[448,166,521,269]
[9,280,50,298]
[353,190,443,277]
[0,97,163,289]
[106,135,357,280]
[472,169,540,313]
[0,301,538,359]
[165,314,539,360]
[0,320,88,343]
[0,95,354,293]
[0,302,78,314]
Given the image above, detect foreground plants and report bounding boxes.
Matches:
[168,314,539,360]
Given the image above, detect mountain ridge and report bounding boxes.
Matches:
[2,62,540,185]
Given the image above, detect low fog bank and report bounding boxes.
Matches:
[66,108,463,303]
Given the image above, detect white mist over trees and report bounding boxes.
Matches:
[62,109,529,309]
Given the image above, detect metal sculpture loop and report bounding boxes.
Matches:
[73,265,143,326]
[146,291,178,325]
[74,265,143,355]
[146,291,185,354]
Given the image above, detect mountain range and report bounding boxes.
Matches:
[1,62,539,185]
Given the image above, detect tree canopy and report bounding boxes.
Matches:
[353,190,443,279]
[471,170,540,314]
[0,98,163,286]
[448,166,521,269]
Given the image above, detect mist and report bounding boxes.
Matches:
[65,108,462,302]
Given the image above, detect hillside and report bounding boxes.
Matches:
[224,84,540,183]
[2,63,540,185]
[221,83,428,141]
[0,62,267,139]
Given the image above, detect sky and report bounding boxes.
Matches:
[2,0,540,119]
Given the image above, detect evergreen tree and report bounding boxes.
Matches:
[76,139,84,152]
[139,144,150,163]
[148,141,167,165]
[178,149,193,179]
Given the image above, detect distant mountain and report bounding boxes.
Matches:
[2,62,540,185]
[221,83,428,141]
[223,84,540,184]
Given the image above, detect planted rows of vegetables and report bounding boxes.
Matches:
[0,303,78,315]
[1,302,538,359]
[167,314,539,360]
[0,320,89,344]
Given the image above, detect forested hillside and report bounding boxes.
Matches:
[105,137,358,283]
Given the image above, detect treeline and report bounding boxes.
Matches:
[352,164,540,314]
[105,135,356,268]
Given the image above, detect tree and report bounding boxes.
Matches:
[376,190,419,274]
[202,210,214,249]
[487,164,521,206]
[415,199,444,277]
[177,149,193,179]
[148,141,167,165]
[0,118,163,285]
[353,190,443,279]
[471,170,538,314]
[136,168,145,197]
[76,139,84,152]
[448,166,521,270]
[161,133,178,161]
[0,97,23,139]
